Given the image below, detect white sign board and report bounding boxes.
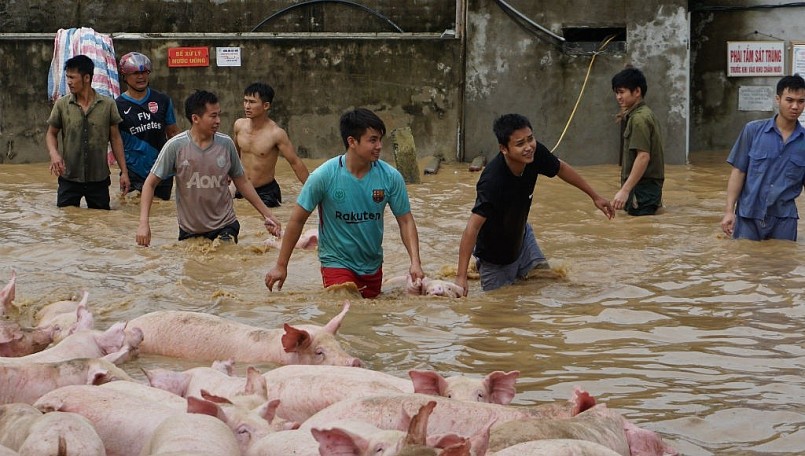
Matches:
[216,47,242,67]
[727,41,785,77]
[738,86,774,112]
[793,43,805,126]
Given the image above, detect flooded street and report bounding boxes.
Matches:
[1,152,804,455]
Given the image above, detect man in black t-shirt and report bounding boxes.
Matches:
[454,114,614,295]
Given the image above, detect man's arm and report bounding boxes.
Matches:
[277,130,309,184]
[395,212,424,282]
[556,160,615,219]
[232,174,282,236]
[612,150,650,211]
[45,125,65,176]
[109,124,130,195]
[136,173,162,246]
[721,167,746,237]
[166,123,180,139]
[455,213,486,297]
[265,204,312,291]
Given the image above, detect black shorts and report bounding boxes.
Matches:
[57,176,111,210]
[235,180,282,207]
[178,220,240,243]
[127,171,173,201]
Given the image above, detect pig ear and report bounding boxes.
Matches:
[87,366,111,385]
[0,322,22,343]
[311,427,369,455]
[0,270,16,314]
[281,324,312,353]
[94,321,126,355]
[427,433,468,451]
[466,417,495,456]
[405,400,436,445]
[322,301,351,335]
[212,359,235,375]
[67,294,94,335]
[187,396,227,421]
[485,370,519,405]
[200,389,233,404]
[244,367,268,398]
[143,368,191,396]
[409,370,448,396]
[255,398,281,423]
[570,386,596,415]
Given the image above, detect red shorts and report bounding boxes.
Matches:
[321,267,383,299]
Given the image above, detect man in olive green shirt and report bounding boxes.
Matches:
[46,55,129,210]
[611,67,665,216]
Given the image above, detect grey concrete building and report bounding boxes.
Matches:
[1,1,802,166]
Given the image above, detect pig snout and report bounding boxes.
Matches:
[348,357,362,367]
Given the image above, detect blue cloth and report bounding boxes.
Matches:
[727,116,805,220]
[297,155,411,275]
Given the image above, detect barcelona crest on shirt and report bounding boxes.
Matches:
[372,189,385,203]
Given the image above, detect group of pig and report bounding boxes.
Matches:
[0,271,678,455]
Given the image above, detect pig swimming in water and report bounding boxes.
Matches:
[129,301,362,366]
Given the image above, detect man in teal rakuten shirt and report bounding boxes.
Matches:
[265,108,424,298]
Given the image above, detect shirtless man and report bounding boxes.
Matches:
[232,82,309,207]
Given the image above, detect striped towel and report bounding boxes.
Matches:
[48,27,120,102]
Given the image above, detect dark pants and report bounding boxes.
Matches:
[128,171,173,201]
[178,220,240,243]
[57,176,111,210]
[626,180,663,216]
[235,180,282,207]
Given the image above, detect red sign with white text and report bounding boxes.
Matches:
[168,47,210,67]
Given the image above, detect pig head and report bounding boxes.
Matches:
[0,321,58,357]
[409,370,520,405]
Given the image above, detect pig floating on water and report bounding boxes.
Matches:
[0,321,142,365]
[265,228,319,250]
[34,291,92,343]
[0,403,105,456]
[410,369,519,405]
[0,357,133,404]
[0,321,58,358]
[300,388,595,438]
[491,439,622,455]
[145,364,269,408]
[384,275,465,298]
[129,301,362,366]
[139,412,241,456]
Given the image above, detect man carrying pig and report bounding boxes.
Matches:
[265,108,424,298]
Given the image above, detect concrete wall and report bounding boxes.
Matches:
[0,0,462,164]
[1,0,692,166]
[463,0,689,166]
[690,0,805,152]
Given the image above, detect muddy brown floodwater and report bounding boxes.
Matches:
[1,151,804,455]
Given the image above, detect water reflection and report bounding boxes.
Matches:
[1,152,804,455]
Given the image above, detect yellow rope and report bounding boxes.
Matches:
[551,34,618,153]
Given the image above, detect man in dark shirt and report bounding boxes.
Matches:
[454,113,614,294]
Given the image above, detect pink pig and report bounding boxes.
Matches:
[129,301,361,366]
[0,321,142,366]
[384,275,465,298]
[0,357,133,405]
[0,321,59,357]
[409,369,520,404]
[265,228,319,250]
[300,388,596,438]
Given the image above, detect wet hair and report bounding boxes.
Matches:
[244,82,274,104]
[777,74,805,96]
[184,90,218,122]
[64,55,94,79]
[492,113,533,146]
[339,108,386,149]
[612,67,648,98]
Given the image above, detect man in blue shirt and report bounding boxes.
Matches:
[265,108,423,298]
[721,74,805,241]
[116,52,180,200]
